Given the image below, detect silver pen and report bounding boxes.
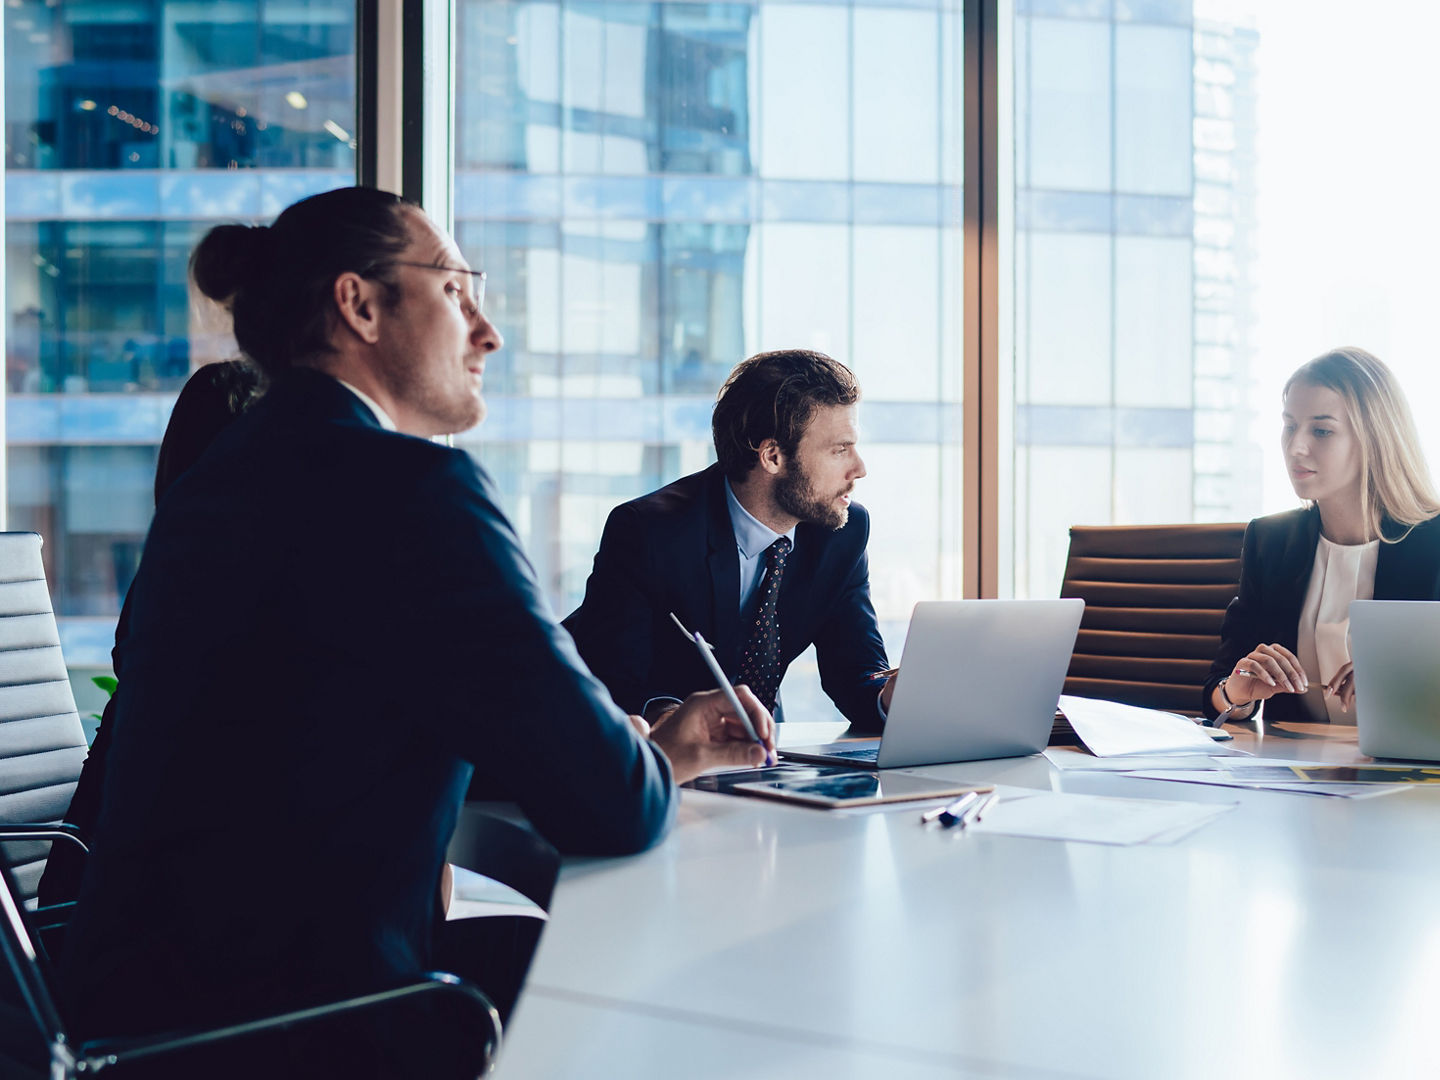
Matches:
[669,611,773,766]
[955,791,1001,830]
[921,790,980,825]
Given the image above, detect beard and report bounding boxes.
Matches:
[379,355,486,436]
[774,460,849,531]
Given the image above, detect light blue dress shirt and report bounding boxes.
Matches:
[724,478,797,613]
[641,481,886,724]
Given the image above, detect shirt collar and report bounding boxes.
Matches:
[724,477,796,559]
[333,377,398,432]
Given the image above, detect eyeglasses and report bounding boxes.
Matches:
[390,261,487,311]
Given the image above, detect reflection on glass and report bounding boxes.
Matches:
[455,0,966,716]
[1012,1,1263,599]
[4,1,356,657]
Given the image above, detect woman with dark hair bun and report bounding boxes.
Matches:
[37,358,264,908]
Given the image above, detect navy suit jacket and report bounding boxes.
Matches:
[1203,506,1440,724]
[562,464,889,732]
[60,368,675,1038]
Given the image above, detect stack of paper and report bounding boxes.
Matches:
[1058,695,1245,757]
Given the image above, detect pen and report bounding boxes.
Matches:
[670,612,773,766]
[921,790,979,825]
[953,791,1000,830]
[867,667,899,682]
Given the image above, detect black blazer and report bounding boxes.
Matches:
[562,464,890,732]
[39,361,262,909]
[60,369,675,1040]
[1203,506,1440,723]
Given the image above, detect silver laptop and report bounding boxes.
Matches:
[780,599,1084,770]
[1350,600,1440,761]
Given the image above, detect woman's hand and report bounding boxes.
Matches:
[1325,661,1356,713]
[1227,642,1309,707]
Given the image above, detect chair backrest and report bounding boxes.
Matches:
[447,808,561,913]
[1059,523,1246,717]
[0,534,89,903]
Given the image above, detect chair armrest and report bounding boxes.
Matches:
[78,971,502,1075]
[0,823,89,854]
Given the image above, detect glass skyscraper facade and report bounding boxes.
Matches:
[453,0,967,712]
[4,0,355,684]
[1012,0,1261,599]
[3,0,1259,719]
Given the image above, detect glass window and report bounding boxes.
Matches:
[853,8,940,185]
[1023,18,1111,193]
[4,1,356,686]
[455,0,965,714]
[756,5,849,182]
[1115,24,1193,196]
[1010,3,1263,600]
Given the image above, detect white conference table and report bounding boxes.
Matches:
[495,722,1440,1079]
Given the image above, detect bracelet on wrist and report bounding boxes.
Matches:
[1217,676,1256,719]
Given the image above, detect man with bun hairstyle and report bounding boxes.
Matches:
[565,349,893,733]
[59,187,773,1075]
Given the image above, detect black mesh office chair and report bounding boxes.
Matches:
[0,826,502,1079]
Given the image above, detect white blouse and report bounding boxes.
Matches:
[1296,535,1379,724]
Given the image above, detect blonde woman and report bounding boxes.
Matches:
[1204,347,1440,725]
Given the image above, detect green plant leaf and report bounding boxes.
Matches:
[91,675,118,697]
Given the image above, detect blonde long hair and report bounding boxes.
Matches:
[1284,346,1440,542]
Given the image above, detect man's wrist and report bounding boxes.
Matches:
[642,696,683,725]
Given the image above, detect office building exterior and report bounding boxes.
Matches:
[4,1,1257,712]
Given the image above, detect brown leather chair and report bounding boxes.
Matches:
[1059,523,1246,717]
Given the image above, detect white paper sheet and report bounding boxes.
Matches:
[966,788,1235,845]
[1058,695,1245,757]
[1121,770,1403,799]
[446,864,548,922]
[1044,748,1237,772]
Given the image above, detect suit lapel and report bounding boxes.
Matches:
[704,468,742,676]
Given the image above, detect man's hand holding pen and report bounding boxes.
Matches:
[648,685,777,784]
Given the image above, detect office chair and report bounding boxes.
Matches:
[443,808,562,1023]
[1059,523,1246,717]
[0,832,502,1079]
[0,534,90,905]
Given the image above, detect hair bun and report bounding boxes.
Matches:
[190,224,272,304]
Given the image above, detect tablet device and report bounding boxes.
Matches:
[732,772,991,809]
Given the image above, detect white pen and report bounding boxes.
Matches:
[670,611,772,766]
[955,791,1000,830]
[921,790,980,825]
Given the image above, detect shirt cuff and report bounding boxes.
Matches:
[641,696,683,722]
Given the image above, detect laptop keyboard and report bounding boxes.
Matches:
[816,745,880,761]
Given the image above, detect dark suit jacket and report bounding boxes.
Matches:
[39,361,263,909]
[1203,506,1440,724]
[562,464,889,732]
[60,368,675,1040]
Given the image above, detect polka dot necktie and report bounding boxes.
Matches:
[738,536,791,714]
